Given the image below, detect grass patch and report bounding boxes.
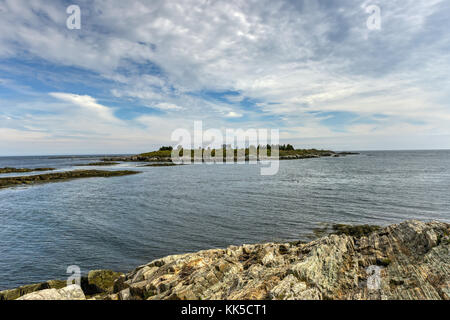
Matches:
[138,150,172,158]
[143,163,180,167]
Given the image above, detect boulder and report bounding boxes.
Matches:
[17,285,85,300]
[0,280,66,300]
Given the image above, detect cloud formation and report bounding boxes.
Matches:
[49,92,119,123]
[0,0,449,154]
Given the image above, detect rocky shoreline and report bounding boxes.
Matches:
[1,220,448,300]
[74,162,120,166]
[0,170,140,189]
[0,167,55,174]
[101,149,359,163]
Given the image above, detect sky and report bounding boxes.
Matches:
[0,0,449,155]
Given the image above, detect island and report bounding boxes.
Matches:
[101,145,359,163]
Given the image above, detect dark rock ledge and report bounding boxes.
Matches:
[1,220,448,300]
[74,162,120,166]
[0,167,55,174]
[0,170,140,189]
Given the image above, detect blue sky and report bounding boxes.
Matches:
[0,0,449,155]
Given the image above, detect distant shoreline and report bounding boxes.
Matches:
[101,148,360,163]
[3,149,450,158]
[0,170,139,190]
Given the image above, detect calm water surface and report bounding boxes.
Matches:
[0,150,449,289]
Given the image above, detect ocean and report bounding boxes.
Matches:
[0,150,449,290]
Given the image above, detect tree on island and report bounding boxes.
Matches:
[279,144,294,151]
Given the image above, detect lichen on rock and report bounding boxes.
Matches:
[0,280,66,300]
[85,270,123,295]
[17,285,85,300]
[2,220,448,300]
[110,220,449,300]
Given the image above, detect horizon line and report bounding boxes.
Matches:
[1,148,450,158]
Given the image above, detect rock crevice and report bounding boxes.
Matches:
[2,220,448,300]
[112,220,449,300]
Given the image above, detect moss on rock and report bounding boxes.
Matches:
[87,270,123,294]
[332,224,381,238]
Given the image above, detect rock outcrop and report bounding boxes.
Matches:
[17,285,85,300]
[0,167,55,174]
[0,280,67,300]
[108,220,449,300]
[2,220,448,300]
[0,271,123,300]
[0,170,140,189]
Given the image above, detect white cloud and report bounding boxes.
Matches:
[225,111,243,118]
[49,92,119,123]
[0,0,449,153]
[224,94,244,103]
[153,103,184,111]
[0,127,50,141]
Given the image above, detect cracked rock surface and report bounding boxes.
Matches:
[106,220,449,300]
[17,285,85,300]
[2,220,448,300]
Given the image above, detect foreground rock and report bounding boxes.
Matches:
[2,220,448,300]
[109,220,448,300]
[17,285,85,300]
[0,170,140,189]
[0,280,66,300]
[0,270,122,300]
